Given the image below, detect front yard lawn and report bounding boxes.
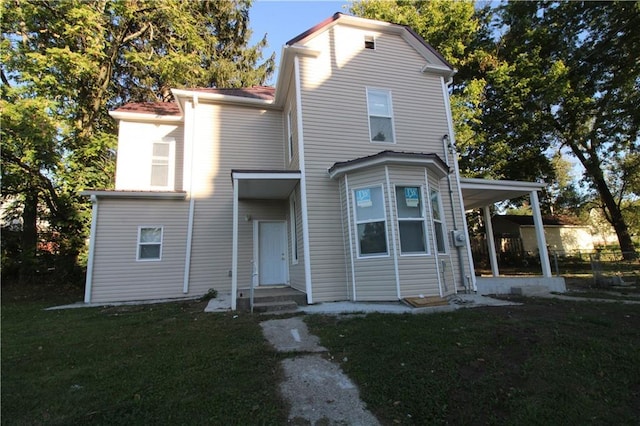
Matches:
[307,298,640,425]
[3,281,640,425]
[1,287,287,425]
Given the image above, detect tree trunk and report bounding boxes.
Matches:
[19,192,38,281]
[592,174,637,260]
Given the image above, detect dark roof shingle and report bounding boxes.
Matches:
[112,102,181,116]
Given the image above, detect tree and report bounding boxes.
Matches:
[1,0,275,279]
[489,1,639,258]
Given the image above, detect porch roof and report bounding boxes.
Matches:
[231,170,301,200]
[460,178,547,210]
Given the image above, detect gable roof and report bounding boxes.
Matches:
[286,12,455,72]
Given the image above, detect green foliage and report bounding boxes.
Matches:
[1,0,275,275]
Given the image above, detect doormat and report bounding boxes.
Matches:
[403,296,449,308]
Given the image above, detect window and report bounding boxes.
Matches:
[137,226,163,261]
[150,138,174,189]
[287,110,294,162]
[366,89,395,143]
[290,195,298,264]
[364,35,375,50]
[354,186,388,256]
[395,186,427,254]
[430,189,447,253]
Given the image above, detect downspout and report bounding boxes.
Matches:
[440,76,466,293]
[294,55,314,304]
[84,195,99,303]
[183,96,198,294]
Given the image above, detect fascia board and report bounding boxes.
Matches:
[80,190,187,200]
[108,110,184,123]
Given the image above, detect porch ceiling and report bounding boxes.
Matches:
[231,170,301,199]
[460,178,547,210]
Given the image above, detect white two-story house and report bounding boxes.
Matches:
[82,13,564,308]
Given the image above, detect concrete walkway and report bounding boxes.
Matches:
[260,317,380,425]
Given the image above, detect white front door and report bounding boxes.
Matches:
[258,221,288,285]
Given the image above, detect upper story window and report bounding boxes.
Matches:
[366,88,395,143]
[364,35,375,50]
[150,138,175,189]
[353,185,388,257]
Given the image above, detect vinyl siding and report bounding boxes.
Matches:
[298,24,454,302]
[90,198,189,303]
[284,77,300,170]
[115,121,184,191]
[347,168,396,301]
[388,166,441,298]
[186,103,286,297]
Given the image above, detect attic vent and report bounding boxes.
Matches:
[364,35,375,50]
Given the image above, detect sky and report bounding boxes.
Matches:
[249,0,351,84]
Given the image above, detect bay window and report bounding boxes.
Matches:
[354,186,388,256]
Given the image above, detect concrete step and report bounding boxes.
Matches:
[237,287,307,312]
[253,300,299,313]
[511,285,550,296]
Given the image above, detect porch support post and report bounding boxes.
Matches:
[530,190,552,277]
[231,178,239,310]
[482,205,500,277]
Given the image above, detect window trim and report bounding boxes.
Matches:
[149,137,175,190]
[352,184,389,259]
[394,184,430,256]
[429,187,448,254]
[137,226,163,261]
[289,193,299,265]
[286,109,294,162]
[366,88,396,144]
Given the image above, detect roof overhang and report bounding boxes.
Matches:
[80,190,187,200]
[231,170,301,200]
[172,88,280,111]
[460,178,547,210]
[108,110,184,123]
[328,151,450,180]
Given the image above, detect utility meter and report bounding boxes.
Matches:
[451,230,466,247]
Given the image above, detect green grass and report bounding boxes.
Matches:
[1,284,287,425]
[306,299,640,425]
[4,281,640,425]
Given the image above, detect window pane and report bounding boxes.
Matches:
[354,187,384,221]
[399,221,426,253]
[153,142,170,157]
[434,222,446,253]
[369,117,393,142]
[140,227,162,243]
[430,189,442,220]
[151,164,169,187]
[139,244,161,259]
[395,187,422,218]
[358,221,387,255]
[368,91,390,116]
